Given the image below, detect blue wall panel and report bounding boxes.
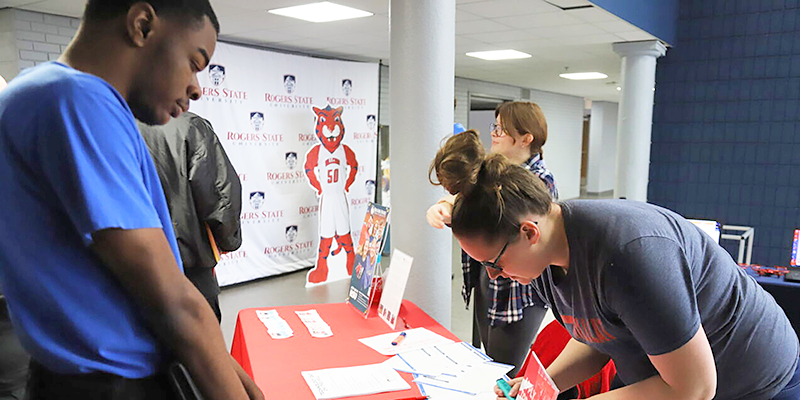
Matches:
[650,0,800,266]
[590,0,679,45]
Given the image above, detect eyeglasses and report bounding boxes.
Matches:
[481,240,510,273]
[489,123,507,138]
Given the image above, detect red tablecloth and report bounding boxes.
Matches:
[231,300,459,400]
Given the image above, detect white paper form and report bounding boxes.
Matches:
[255,310,293,339]
[301,364,410,400]
[411,373,495,400]
[383,341,492,377]
[417,382,497,399]
[295,309,333,338]
[413,362,513,397]
[358,327,454,356]
[378,249,414,329]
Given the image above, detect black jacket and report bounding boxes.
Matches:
[138,112,242,297]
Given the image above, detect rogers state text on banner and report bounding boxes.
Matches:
[190,41,379,287]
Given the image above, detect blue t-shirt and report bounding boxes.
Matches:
[0,62,183,378]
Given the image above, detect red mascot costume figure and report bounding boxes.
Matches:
[304,105,358,284]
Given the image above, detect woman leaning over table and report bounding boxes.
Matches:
[430,131,800,400]
[428,101,557,377]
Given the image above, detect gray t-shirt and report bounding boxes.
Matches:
[532,200,799,400]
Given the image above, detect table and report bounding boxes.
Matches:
[746,268,800,339]
[231,300,459,400]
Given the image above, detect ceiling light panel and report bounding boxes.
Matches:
[559,72,608,80]
[268,2,373,23]
[466,50,532,60]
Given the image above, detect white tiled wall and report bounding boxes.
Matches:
[0,9,19,81]
[1,8,80,80]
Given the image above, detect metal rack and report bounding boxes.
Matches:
[720,225,755,265]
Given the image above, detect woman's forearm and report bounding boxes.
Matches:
[547,338,611,392]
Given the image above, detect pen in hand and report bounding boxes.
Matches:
[496,378,516,400]
[391,331,407,346]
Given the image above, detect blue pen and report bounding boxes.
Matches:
[496,378,516,400]
[391,331,407,346]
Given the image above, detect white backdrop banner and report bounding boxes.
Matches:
[190,42,379,286]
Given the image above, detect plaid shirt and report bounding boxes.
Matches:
[461,153,558,326]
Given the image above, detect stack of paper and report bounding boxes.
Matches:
[382,342,513,399]
[256,310,293,339]
[301,363,410,400]
[413,362,513,398]
[295,309,333,338]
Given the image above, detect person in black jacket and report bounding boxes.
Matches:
[138,111,242,322]
[0,292,29,400]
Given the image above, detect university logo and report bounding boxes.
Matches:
[366,114,377,131]
[285,225,298,243]
[208,64,225,86]
[249,191,265,210]
[285,151,298,170]
[284,74,296,94]
[365,180,376,197]
[250,111,265,131]
[342,79,352,96]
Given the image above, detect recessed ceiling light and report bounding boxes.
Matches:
[616,86,621,91]
[559,72,608,80]
[465,50,532,61]
[268,2,373,23]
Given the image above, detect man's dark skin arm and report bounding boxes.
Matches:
[91,228,257,400]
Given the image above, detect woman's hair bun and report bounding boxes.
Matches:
[429,130,485,195]
[478,153,512,188]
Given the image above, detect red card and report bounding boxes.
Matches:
[516,351,558,400]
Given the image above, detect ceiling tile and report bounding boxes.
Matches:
[218,11,308,35]
[272,37,346,52]
[332,0,389,15]
[1,0,45,7]
[455,19,513,35]
[538,50,595,62]
[214,0,299,11]
[457,0,560,18]
[495,11,582,29]
[456,9,483,22]
[457,42,501,53]
[205,4,251,17]
[489,38,563,54]
[565,7,619,23]
[615,31,657,42]
[554,33,623,46]
[16,0,84,18]
[544,0,592,7]
[594,20,637,33]
[231,29,306,44]
[459,29,537,44]
[263,14,388,38]
[456,36,491,47]
[529,23,605,38]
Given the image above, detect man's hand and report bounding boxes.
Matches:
[231,356,264,400]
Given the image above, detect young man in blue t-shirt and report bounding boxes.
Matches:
[0,1,261,399]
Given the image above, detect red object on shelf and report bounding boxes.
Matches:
[748,265,788,277]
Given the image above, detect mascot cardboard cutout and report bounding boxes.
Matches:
[304,105,358,285]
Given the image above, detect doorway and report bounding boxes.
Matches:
[468,93,512,150]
